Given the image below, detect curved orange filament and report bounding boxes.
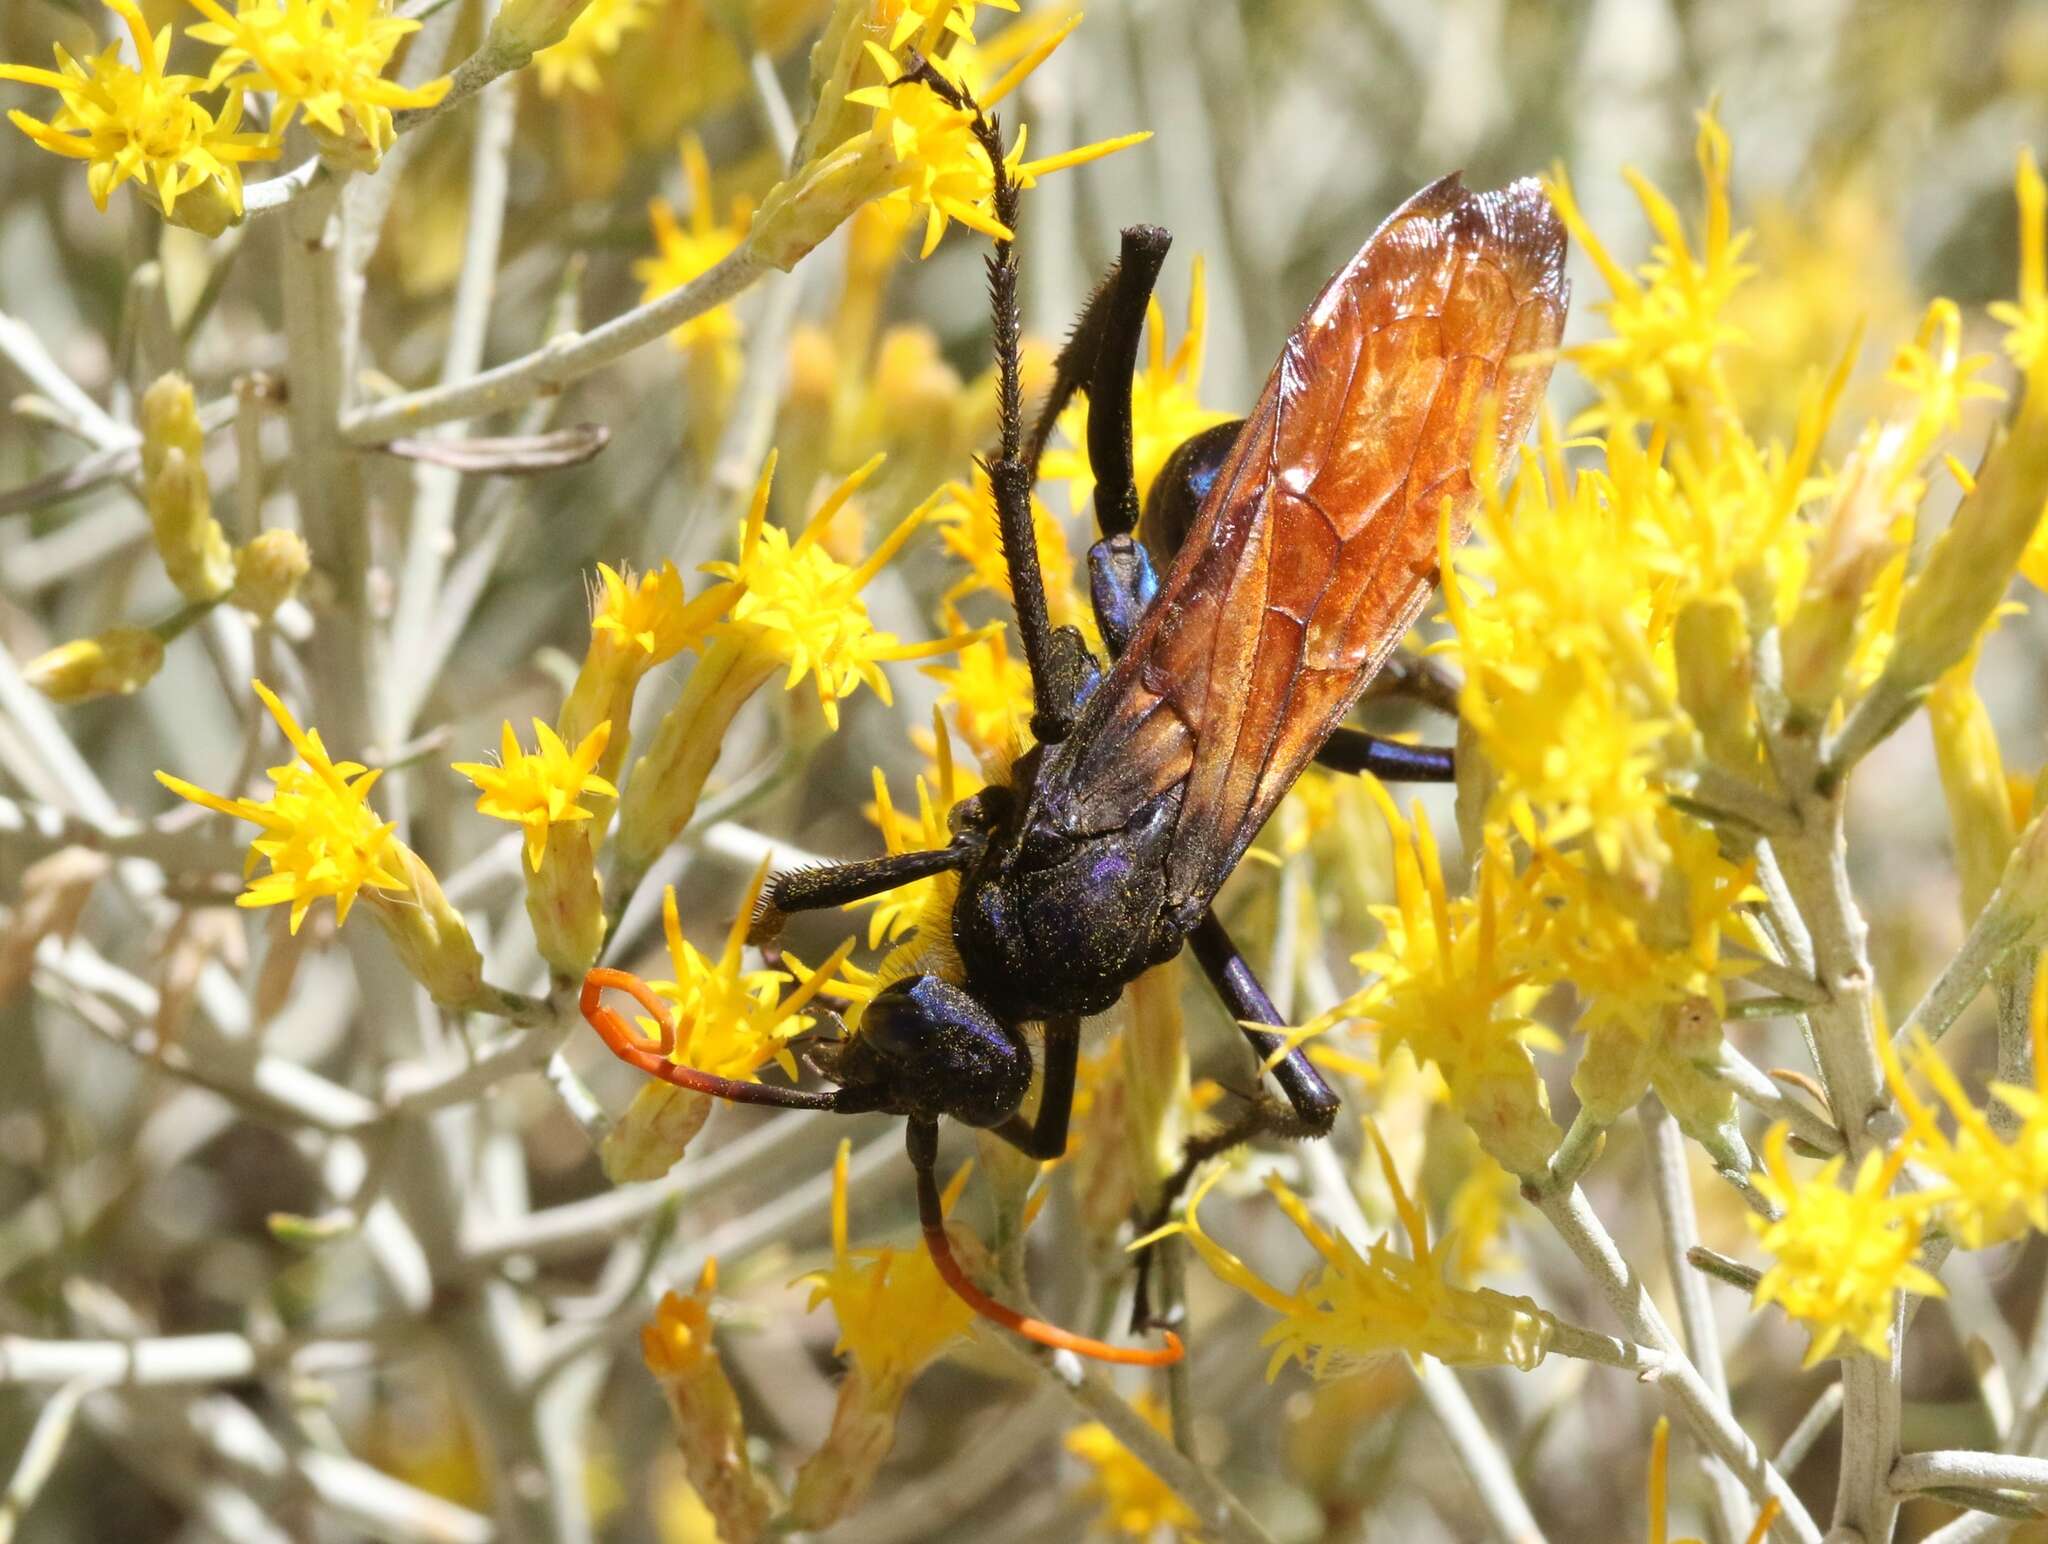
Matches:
[916,1169,1184,1368]
[584,969,1180,1365]
[579,968,841,1110]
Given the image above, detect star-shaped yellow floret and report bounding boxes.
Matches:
[633,135,753,351]
[701,452,967,729]
[845,28,1148,258]
[452,719,617,871]
[804,1137,974,1390]
[185,0,450,167]
[156,679,406,932]
[643,865,852,1083]
[589,559,722,668]
[1148,1121,1555,1380]
[1,0,276,226]
[530,0,651,97]
[1748,1124,1943,1367]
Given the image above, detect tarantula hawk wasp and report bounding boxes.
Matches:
[583,61,1569,1365]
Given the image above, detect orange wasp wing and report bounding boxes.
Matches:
[1036,174,1569,918]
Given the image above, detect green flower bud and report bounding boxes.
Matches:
[25,627,164,703]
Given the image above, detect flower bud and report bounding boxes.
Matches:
[231,530,312,620]
[1572,1020,1653,1129]
[1649,997,1750,1177]
[1781,428,1907,717]
[366,843,486,1010]
[1886,387,2048,695]
[140,374,233,603]
[525,820,606,976]
[1928,655,2018,924]
[25,628,164,703]
[642,1264,774,1544]
[614,637,778,878]
[158,177,244,239]
[602,1083,714,1183]
[748,139,893,272]
[487,0,598,59]
[1673,593,1757,769]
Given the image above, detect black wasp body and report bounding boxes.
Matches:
[585,70,1569,1360]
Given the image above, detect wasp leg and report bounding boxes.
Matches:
[1316,726,1455,783]
[987,1015,1081,1160]
[1131,913,1341,1331]
[1187,913,1340,1133]
[748,844,978,944]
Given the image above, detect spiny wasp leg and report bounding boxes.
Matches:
[748,843,978,944]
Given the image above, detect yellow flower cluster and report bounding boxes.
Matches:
[1155,1121,1556,1378]
[2,0,445,230]
[749,0,1147,268]
[1748,1125,1942,1366]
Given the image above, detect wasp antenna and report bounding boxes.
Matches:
[909,1122,1183,1368]
[581,969,856,1113]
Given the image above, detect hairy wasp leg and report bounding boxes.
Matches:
[1187,913,1340,1134]
[1316,726,1455,783]
[749,845,976,944]
[1129,916,1342,1331]
[909,1116,1183,1366]
[988,1015,1082,1161]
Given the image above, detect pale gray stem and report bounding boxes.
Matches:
[1534,1185,1821,1544]
[342,246,773,443]
[1643,1095,1752,1544]
[0,1379,92,1543]
[1891,1450,2048,1497]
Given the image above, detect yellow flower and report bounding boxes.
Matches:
[1747,1123,1943,1367]
[640,1261,774,1544]
[1884,973,2048,1250]
[700,452,963,729]
[933,465,1088,634]
[0,0,275,231]
[852,716,979,948]
[587,560,720,670]
[1543,107,1753,447]
[1315,783,1558,1176]
[847,38,1149,258]
[805,1137,975,1387]
[1990,147,2048,390]
[634,136,753,352]
[452,719,617,873]
[651,867,851,1084]
[156,679,406,932]
[186,0,451,170]
[921,621,1034,769]
[1153,1122,1556,1379]
[788,1135,980,1529]
[530,0,652,96]
[1063,1394,1197,1540]
[1444,428,1690,882]
[879,0,1019,55]
[1529,818,1761,1037]
[1044,255,1234,516]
